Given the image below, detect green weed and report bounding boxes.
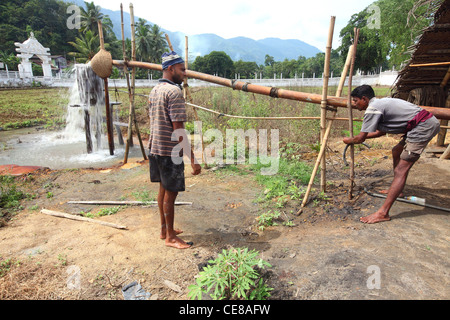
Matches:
[188,247,272,300]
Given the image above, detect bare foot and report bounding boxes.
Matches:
[165,236,192,249]
[160,228,183,240]
[360,211,391,224]
[379,189,404,198]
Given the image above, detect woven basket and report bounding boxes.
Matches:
[90,49,113,79]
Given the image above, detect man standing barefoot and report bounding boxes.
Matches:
[343,85,440,224]
[148,51,201,248]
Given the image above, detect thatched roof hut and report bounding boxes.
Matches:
[392,0,450,157]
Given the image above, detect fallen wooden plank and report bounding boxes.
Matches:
[67,200,193,206]
[41,209,128,230]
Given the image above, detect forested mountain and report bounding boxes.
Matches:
[0,0,79,55]
[61,0,321,64]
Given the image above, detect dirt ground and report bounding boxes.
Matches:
[0,136,449,300]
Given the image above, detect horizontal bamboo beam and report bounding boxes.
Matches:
[112,60,450,120]
[409,62,450,67]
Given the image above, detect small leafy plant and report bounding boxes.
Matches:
[256,210,281,230]
[188,247,272,300]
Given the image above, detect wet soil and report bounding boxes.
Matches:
[0,136,449,300]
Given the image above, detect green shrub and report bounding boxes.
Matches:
[188,247,272,300]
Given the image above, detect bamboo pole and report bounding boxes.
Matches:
[67,200,192,206]
[98,21,115,156]
[320,16,335,192]
[165,34,174,51]
[123,4,147,164]
[120,3,133,160]
[109,60,450,121]
[296,45,355,215]
[436,67,450,147]
[409,61,450,67]
[347,28,360,200]
[124,4,136,163]
[41,209,127,230]
[183,36,209,168]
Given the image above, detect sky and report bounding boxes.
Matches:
[91,0,376,50]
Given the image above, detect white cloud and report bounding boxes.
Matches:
[91,0,374,49]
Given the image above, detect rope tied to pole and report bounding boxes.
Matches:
[242,82,251,92]
[269,87,279,98]
[231,79,237,90]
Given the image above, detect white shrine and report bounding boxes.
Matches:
[15,32,52,79]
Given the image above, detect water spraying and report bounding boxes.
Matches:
[65,64,106,153]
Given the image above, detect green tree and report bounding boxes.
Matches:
[234,60,259,78]
[135,18,152,61]
[0,0,78,56]
[339,0,440,72]
[79,1,113,36]
[0,51,20,70]
[68,30,99,63]
[192,51,234,78]
[339,9,388,74]
[148,24,167,63]
[264,54,275,67]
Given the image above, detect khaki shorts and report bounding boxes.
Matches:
[399,137,430,162]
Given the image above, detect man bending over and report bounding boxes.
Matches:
[343,85,440,224]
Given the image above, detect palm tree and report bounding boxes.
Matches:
[68,30,99,63]
[148,24,167,63]
[135,18,152,61]
[0,51,20,70]
[79,1,113,36]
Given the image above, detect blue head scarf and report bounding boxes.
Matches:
[162,51,184,70]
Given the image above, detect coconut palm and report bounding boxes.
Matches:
[148,24,167,63]
[79,1,113,37]
[68,30,100,63]
[135,18,152,61]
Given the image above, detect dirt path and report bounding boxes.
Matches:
[0,138,449,300]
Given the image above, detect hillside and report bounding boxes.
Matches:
[63,0,321,64]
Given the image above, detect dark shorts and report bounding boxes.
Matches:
[149,154,185,192]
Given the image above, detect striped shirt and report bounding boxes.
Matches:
[148,79,187,156]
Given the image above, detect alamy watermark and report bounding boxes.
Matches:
[171,122,280,175]
[66,265,81,290]
[66,5,81,30]
[367,4,381,30]
[367,265,381,290]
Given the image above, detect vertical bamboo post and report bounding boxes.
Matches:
[320,16,335,192]
[98,20,114,155]
[124,4,135,163]
[182,36,208,168]
[347,28,360,200]
[296,44,354,215]
[165,34,174,51]
[121,4,147,163]
[84,109,92,154]
[436,67,450,146]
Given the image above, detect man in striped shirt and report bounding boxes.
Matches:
[149,51,201,249]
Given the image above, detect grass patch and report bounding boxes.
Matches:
[0,176,28,222]
[0,88,69,130]
[251,157,313,202]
